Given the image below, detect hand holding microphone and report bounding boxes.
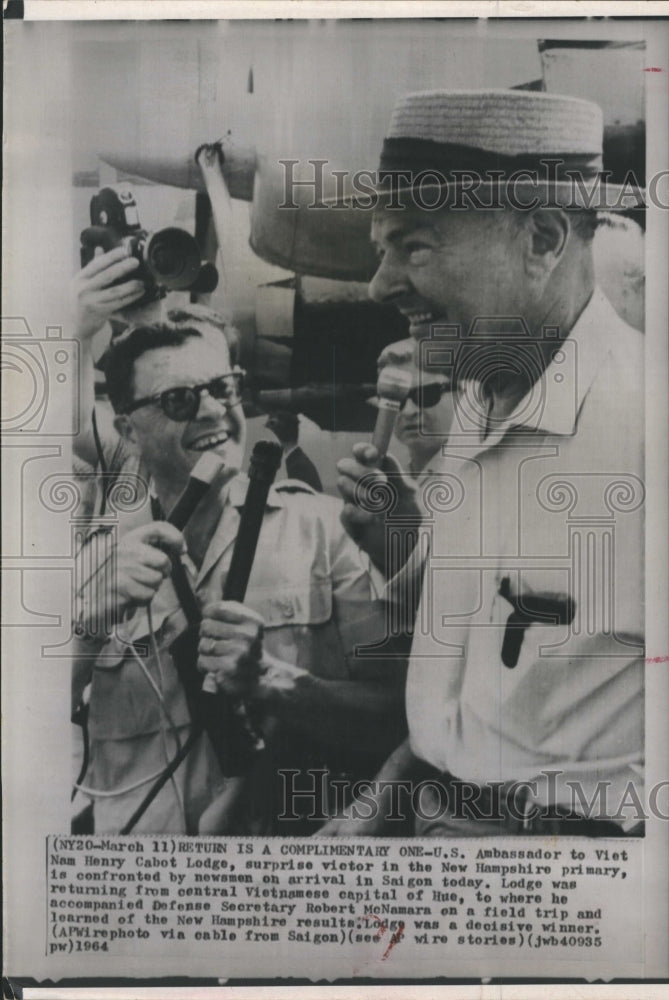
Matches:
[198,601,265,700]
[190,441,281,775]
[337,366,419,575]
[162,448,269,776]
[197,439,282,704]
[119,445,279,832]
[371,365,414,459]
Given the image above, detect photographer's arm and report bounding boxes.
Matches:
[71,247,144,465]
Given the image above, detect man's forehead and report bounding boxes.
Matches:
[370,204,496,243]
[371,208,439,241]
[132,330,231,390]
[379,360,448,389]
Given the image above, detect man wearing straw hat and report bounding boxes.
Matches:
[331,90,645,837]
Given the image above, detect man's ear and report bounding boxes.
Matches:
[523,209,570,281]
[113,413,140,449]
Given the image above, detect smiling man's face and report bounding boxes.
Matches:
[368,206,526,348]
[122,328,246,492]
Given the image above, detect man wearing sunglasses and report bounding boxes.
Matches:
[376,339,456,478]
[73,259,406,835]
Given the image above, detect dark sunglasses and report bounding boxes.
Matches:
[123,369,245,421]
[401,381,453,410]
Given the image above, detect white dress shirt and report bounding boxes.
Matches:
[405,289,644,821]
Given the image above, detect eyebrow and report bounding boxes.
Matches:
[134,370,237,398]
[371,219,442,250]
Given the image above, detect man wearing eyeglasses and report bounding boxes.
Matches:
[72,250,407,836]
[376,338,456,477]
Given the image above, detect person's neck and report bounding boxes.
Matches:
[281,439,298,455]
[485,265,594,428]
[409,442,442,475]
[153,476,189,517]
[152,463,240,518]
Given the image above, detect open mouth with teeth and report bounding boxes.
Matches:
[187,431,230,452]
[405,310,446,337]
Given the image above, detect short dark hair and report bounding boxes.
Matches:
[104,307,239,414]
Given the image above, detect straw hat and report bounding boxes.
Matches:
[348,89,644,211]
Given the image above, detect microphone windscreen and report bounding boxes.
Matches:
[372,366,412,457]
[190,452,226,486]
[166,453,226,530]
[376,365,413,405]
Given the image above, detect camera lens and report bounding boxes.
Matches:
[144,228,201,290]
[151,244,180,274]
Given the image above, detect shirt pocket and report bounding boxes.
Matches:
[88,608,191,741]
[249,581,347,679]
[249,580,332,627]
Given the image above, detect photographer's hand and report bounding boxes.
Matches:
[73,245,145,342]
[72,247,153,466]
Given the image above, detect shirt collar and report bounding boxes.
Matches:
[150,470,287,515]
[227,471,286,509]
[489,287,617,439]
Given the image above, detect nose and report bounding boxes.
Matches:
[395,392,420,436]
[195,388,233,420]
[368,252,409,305]
[401,394,420,416]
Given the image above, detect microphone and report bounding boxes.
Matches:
[257,383,376,411]
[200,440,282,695]
[163,446,280,777]
[371,366,413,459]
[164,452,226,628]
[199,440,282,775]
[222,440,283,602]
[167,451,225,530]
[121,448,281,831]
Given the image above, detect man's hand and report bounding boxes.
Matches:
[73,246,145,342]
[111,522,185,617]
[198,602,265,699]
[77,522,184,633]
[337,443,420,575]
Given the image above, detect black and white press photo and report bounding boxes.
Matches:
[3,4,668,989]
